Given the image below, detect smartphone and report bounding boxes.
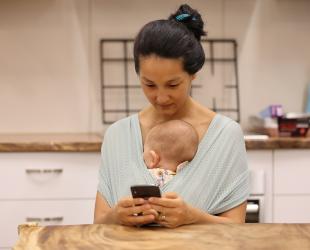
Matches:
[130,185,161,200]
[131,185,162,226]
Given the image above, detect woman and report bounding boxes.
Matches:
[94,4,250,228]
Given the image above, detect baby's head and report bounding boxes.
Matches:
[143,120,199,171]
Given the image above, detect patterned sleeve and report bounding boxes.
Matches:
[210,121,250,215]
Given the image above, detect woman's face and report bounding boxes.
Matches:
[139,55,195,117]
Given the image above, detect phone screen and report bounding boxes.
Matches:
[130,185,162,225]
[131,185,161,199]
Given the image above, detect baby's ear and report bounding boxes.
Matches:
[143,150,154,168]
[149,150,160,168]
[143,150,160,168]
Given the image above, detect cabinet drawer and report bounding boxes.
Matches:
[0,199,95,248]
[273,196,310,223]
[274,149,310,194]
[0,153,100,199]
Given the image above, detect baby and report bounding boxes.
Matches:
[143,120,199,187]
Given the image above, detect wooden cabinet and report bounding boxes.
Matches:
[0,152,100,248]
[273,149,310,223]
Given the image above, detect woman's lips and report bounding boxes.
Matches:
[157,104,173,109]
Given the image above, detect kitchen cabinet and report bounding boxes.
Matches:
[1,138,310,248]
[0,152,100,248]
[273,149,310,223]
[274,149,310,194]
[247,150,273,223]
[0,200,95,248]
[0,153,99,199]
[273,196,310,223]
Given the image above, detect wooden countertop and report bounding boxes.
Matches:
[0,133,102,152]
[0,133,310,152]
[245,136,310,150]
[14,223,310,250]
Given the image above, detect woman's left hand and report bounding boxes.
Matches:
[148,192,195,228]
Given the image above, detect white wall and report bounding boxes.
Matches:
[0,0,309,133]
[239,0,310,130]
[0,0,91,133]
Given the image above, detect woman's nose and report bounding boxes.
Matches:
[156,91,170,105]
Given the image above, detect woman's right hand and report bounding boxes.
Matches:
[112,197,157,226]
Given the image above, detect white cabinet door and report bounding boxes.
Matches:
[273,149,310,223]
[0,153,100,199]
[247,150,273,223]
[274,196,310,223]
[0,199,95,248]
[274,149,310,194]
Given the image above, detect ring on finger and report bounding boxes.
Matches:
[160,214,166,221]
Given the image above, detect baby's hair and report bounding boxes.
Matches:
[145,120,199,165]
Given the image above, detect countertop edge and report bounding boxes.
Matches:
[245,137,310,150]
[0,142,102,152]
[0,137,310,152]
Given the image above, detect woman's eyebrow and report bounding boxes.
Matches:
[166,77,181,83]
[141,77,153,82]
[141,77,181,83]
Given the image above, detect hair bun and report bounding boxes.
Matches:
[168,4,206,41]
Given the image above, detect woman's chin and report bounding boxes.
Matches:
[155,106,177,117]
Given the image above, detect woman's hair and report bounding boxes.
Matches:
[133,4,206,75]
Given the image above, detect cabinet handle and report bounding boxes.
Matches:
[25,169,63,174]
[26,217,64,222]
[246,203,259,213]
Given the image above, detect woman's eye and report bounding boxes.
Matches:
[146,84,155,88]
[169,84,179,88]
[145,83,155,87]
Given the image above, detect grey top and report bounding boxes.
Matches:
[98,113,250,214]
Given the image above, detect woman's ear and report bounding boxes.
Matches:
[190,74,196,81]
[144,150,160,168]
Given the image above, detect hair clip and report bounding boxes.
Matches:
[175,13,196,21]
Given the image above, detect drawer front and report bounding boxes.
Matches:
[274,149,310,194]
[0,199,95,248]
[0,153,100,199]
[273,195,310,223]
